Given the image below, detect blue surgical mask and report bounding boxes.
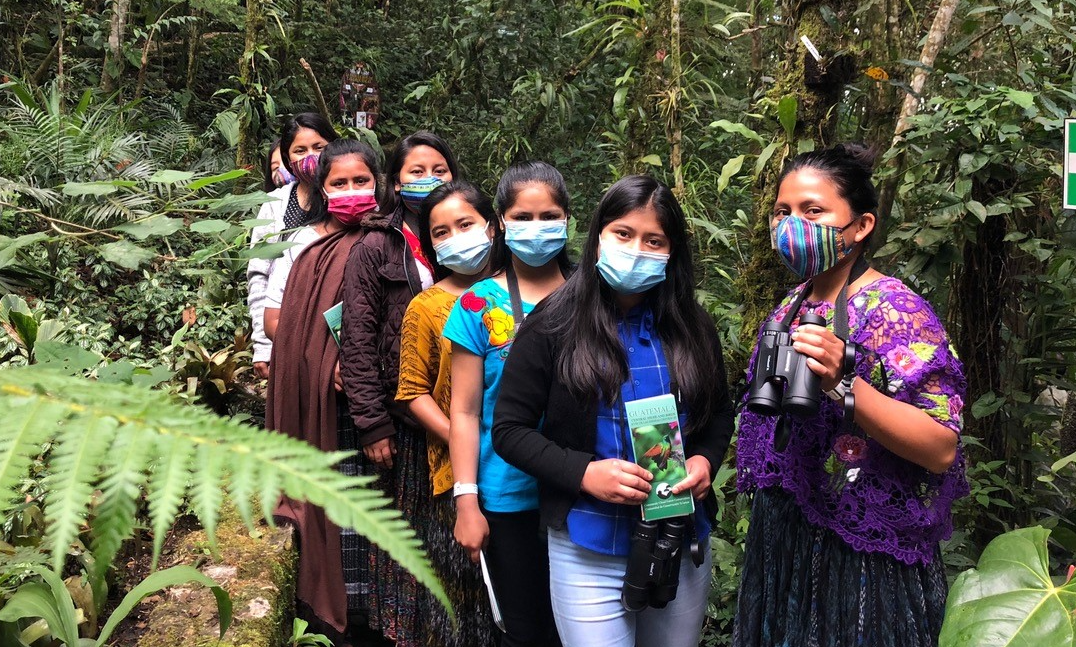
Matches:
[433,225,492,276]
[504,219,568,267]
[596,243,670,294]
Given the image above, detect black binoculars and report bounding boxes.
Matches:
[746,312,826,418]
[621,517,700,612]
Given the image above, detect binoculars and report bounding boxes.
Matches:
[621,517,700,611]
[746,312,826,418]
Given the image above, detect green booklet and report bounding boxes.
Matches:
[624,393,695,521]
[323,301,343,346]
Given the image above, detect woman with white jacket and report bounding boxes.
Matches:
[246,113,339,378]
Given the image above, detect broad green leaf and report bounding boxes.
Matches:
[61,181,135,197]
[777,96,797,139]
[0,294,31,318]
[33,341,101,374]
[970,392,1005,419]
[130,365,174,389]
[238,241,297,261]
[8,311,37,348]
[709,119,765,146]
[0,233,48,266]
[190,219,233,234]
[201,192,274,214]
[718,155,746,193]
[1003,88,1036,110]
[96,566,232,645]
[148,170,195,185]
[186,169,248,191]
[114,216,185,241]
[0,583,77,646]
[939,527,1076,647]
[639,154,662,167]
[99,240,156,270]
[1052,452,1076,473]
[966,201,988,223]
[754,142,779,177]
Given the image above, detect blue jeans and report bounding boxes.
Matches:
[547,528,712,647]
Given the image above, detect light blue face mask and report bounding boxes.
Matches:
[596,243,670,294]
[504,219,568,267]
[433,225,492,276]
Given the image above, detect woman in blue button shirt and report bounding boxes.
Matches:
[492,175,736,647]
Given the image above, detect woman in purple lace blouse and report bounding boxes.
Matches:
[732,144,968,647]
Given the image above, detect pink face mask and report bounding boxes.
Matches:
[327,189,378,226]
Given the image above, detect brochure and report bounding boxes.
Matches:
[624,393,695,521]
[323,301,343,346]
[479,550,506,632]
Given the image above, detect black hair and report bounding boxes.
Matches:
[384,131,460,212]
[263,139,282,193]
[778,143,879,245]
[306,138,384,226]
[495,160,573,274]
[279,112,339,179]
[534,175,723,434]
[417,181,506,281]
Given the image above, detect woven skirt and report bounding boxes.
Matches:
[732,487,948,647]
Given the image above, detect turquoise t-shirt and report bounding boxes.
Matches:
[442,277,538,513]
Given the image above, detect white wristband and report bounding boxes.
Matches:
[453,482,479,498]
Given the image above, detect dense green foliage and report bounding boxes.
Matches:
[1,0,1075,644]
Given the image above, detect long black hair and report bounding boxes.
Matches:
[495,160,573,275]
[263,139,282,193]
[417,181,506,281]
[384,131,460,213]
[778,143,879,246]
[279,112,339,178]
[307,138,384,225]
[534,175,723,434]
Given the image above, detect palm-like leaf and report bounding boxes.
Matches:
[0,367,450,614]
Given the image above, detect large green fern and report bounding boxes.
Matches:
[0,366,450,614]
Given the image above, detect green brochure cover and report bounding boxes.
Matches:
[624,393,695,521]
[323,301,343,346]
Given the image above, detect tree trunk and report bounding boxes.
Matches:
[736,0,858,362]
[236,0,266,171]
[101,0,132,95]
[876,0,961,237]
[667,0,684,199]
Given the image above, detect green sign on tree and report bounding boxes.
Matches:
[1067,119,1076,210]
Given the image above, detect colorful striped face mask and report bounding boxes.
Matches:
[400,176,445,212]
[772,215,857,278]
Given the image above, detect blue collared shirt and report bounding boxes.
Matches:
[565,305,712,556]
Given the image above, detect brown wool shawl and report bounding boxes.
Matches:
[266,227,364,633]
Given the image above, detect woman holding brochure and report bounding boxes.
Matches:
[492,175,736,647]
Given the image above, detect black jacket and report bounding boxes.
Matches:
[492,304,736,532]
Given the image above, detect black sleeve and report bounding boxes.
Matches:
[685,316,736,476]
[492,319,594,495]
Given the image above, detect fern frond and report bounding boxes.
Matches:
[0,397,63,518]
[0,367,451,614]
[89,425,151,599]
[43,416,118,572]
[146,433,193,570]
[190,443,225,550]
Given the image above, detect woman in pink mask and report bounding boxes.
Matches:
[266,138,393,647]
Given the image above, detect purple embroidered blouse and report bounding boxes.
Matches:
[737,276,969,565]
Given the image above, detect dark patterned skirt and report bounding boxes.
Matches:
[732,487,948,647]
[336,401,375,613]
[422,488,498,647]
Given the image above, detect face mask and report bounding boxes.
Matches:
[272,166,295,188]
[771,216,857,278]
[400,176,445,212]
[596,243,670,294]
[327,189,378,226]
[433,225,492,276]
[292,153,320,186]
[504,219,568,267]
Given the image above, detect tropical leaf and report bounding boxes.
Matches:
[0,367,450,615]
[940,526,1076,647]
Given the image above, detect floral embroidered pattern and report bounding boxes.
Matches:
[482,306,514,346]
[461,292,487,312]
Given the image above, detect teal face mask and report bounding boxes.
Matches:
[596,243,670,294]
[504,219,568,267]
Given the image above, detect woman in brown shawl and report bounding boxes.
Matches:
[266,138,391,647]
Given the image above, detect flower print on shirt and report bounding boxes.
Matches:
[482,306,515,346]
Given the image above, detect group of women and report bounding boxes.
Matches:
[247,112,967,647]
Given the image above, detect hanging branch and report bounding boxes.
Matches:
[299,58,332,123]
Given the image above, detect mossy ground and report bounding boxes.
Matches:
[132,507,296,647]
